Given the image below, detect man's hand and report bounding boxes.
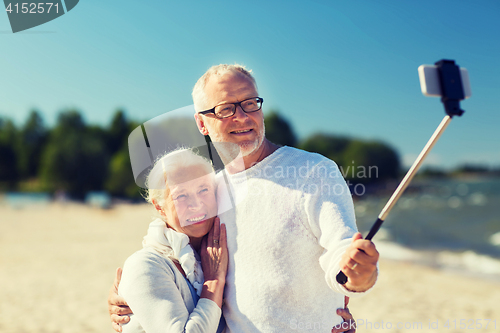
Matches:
[339,233,379,292]
[108,268,132,332]
[332,296,356,333]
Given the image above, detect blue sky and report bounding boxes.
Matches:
[1,0,499,169]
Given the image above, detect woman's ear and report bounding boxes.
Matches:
[152,199,164,214]
[194,113,210,136]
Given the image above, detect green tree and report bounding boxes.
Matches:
[418,166,448,178]
[17,110,47,179]
[105,146,142,199]
[454,164,489,174]
[299,133,400,184]
[107,109,130,155]
[299,133,350,166]
[264,111,297,147]
[39,110,109,198]
[342,140,400,183]
[0,118,19,189]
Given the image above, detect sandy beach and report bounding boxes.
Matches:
[0,203,498,333]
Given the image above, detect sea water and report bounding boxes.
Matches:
[355,178,500,281]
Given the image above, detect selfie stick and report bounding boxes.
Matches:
[336,60,467,284]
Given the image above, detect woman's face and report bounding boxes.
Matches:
[162,165,217,239]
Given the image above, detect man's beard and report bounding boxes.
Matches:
[212,121,265,158]
[236,121,265,157]
[211,122,265,170]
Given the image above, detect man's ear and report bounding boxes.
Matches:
[194,113,210,136]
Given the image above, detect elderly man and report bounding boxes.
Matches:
[109,64,378,332]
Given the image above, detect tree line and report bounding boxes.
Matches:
[0,109,402,200]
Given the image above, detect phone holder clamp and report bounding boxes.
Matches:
[435,59,465,117]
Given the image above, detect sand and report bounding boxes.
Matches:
[349,261,500,332]
[0,203,498,333]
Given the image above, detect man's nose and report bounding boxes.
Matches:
[232,105,249,121]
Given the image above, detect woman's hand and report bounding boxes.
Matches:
[199,217,228,308]
[200,217,228,281]
[332,297,356,333]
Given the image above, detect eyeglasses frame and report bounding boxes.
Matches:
[198,97,264,119]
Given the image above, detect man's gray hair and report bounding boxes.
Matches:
[192,64,258,112]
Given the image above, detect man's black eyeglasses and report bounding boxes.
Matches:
[198,97,264,119]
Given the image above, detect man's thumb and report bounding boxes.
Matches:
[115,267,123,285]
[352,232,363,242]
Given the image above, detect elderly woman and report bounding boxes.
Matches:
[118,148,227,333]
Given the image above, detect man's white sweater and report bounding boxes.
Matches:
[216,146,362,333]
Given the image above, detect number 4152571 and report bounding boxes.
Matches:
[5,3,59,14]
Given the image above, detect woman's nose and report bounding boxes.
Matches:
[187,195,202,210]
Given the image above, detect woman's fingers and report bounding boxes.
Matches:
[332,308,356,333]
[219,223,228,277]
[219,222,227,249]
[337,308,353,321]
[207,216,214,245]
[212,217,220,247]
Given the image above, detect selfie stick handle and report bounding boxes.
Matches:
[336,59,467,285]
[335,115,453,284]
[376,115,452,222]
[367,60,465,239]
[377,59,466,221]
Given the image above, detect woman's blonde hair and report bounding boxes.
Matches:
[145,148,215,222]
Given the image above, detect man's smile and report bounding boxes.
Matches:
[230,128,254,136]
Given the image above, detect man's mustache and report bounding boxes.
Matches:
[226,121,258,132]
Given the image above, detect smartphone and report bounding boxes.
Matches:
[418,65,472,98]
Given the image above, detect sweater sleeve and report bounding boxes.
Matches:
[119,250,222,333]
[303,158,370,297]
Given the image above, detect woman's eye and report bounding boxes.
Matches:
[174,194,187,201]
[199,188,209,194]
